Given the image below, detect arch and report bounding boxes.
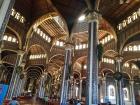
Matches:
[28,44,46,53]
[74,56,87,64]
[122,72,131,80]
[48,62,61,68]
[103,50,118,58]
[119,32,140,54]
[26,12,68,40]
[100,68,114,77]
[73,56,87,74]
[6,26,22,49]
[27,44,48,63]
[49,54,65,62]
[2,53,17,65]
[25,66,44,74]
[2,49,18,53]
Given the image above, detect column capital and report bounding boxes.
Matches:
[0,60,3,64]
[21,63,25,68]
[115,55,123,62]
[86,11,101,22]
[130,80,134,84]
[102,76,106,81]
[18,50,25,56]
[65,42,74,50]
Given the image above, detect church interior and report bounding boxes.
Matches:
[0,0,140,105]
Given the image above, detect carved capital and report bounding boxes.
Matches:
[115,55,123,62]
[86,11,101,22]
[18,50,25,56]
[65,42,74,50]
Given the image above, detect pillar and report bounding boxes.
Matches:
[6,50,24,99]
[0,0,15,44]
[130,81,136,105]
[60,43,73,105]
[73,80,77,98]
[115,56,124,105]
[102,77,107,102]
[86,12,99,105]
[69,76,73,99]
[38,76,44,98]
[15,63,26,97]
[16,77,26,96]
[79,79,82,100]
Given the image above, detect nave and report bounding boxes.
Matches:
[1,0,140,105]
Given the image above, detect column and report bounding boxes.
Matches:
[15,64,25,97]
[0,48,4,80]
[73,80,76,98]
[115,80,119,105]
[69,77,73,99]
[16,77,25,96]
[86,12,99,105]
[130,81,136,105]
[60,43,73,105]
[0,0,15,44]
[115,56,124,105]
[38,75,46,98]
[0,65,5,81]
[102,77,107,102]
[6,50,24,99]
[38,76,43,98]
[79,79,82,100]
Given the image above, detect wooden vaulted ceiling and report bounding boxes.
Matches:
[51,0,140,27]
[40,18,67,38]
[14,0,140,43]
[28,45,45,54]
[12,0,140,77]
[99,0,140,23]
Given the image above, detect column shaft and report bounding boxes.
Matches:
[115,57,124,105]
[86,13,99,105]
[6,52,24,99]
[130,81,136,105]
[60,45,72,105]
[102,77,107,102]
[79,79,82,100]
[0,0,15,42]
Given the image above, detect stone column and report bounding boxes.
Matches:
[79,79,82,100]
[86,12,99,105]
[60,43,73,105]
[38,76,44,98]
[102,77,107,102]
[16,76,26,96]
[115,56,124,105]
[0,64,5,81]
[73,80,76,98]
[130,81,136,105]
[69,77,73,99]
[6,50,24,99]
[0,0,15,44]
[14,63,25,97]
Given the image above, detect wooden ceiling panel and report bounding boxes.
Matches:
[41,18,66,38]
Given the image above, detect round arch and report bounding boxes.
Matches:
[6,26,22,49]
[119,32,140,54]
[27,44,48,64]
